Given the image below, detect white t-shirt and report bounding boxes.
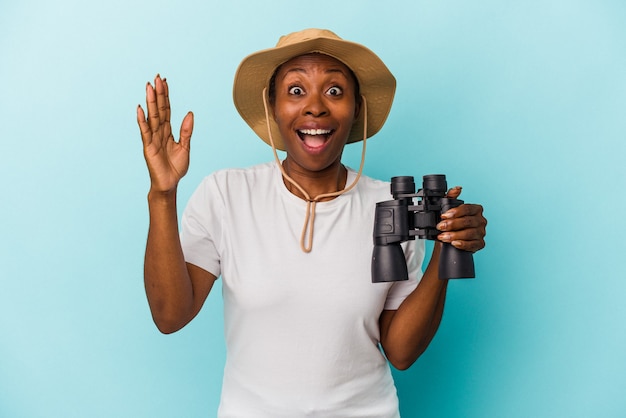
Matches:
[181,161,423,417]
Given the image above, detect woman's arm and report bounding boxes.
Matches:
[144,190,216,334]
[380,191,486,370]
[138,75,216,334]
[379,243,447,370]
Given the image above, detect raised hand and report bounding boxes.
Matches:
[137,75,194,193]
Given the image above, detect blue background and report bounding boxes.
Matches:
[1,0,625,416]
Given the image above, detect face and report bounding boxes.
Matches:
[271,54,360,175]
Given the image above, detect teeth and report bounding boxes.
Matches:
[299,129,331,135]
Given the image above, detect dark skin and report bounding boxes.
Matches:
[137,55,487,369]
[137,76,215,334]
[270,54,358,200]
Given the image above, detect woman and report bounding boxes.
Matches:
[137,28,486,417]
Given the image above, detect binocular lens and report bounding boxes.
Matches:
[422,174,447,193]
[390,176,415,197]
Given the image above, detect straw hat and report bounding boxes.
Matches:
[232,28,396,151]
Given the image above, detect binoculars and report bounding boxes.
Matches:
[372,174,475,283]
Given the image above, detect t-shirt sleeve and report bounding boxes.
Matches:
[383,239,425,310]
[180,175,223,278]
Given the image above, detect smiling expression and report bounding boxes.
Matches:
[271,53,361,174]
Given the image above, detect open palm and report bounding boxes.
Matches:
[137,75,194,193]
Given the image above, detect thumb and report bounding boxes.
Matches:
[179,111,194,149]
[446,186,462,199]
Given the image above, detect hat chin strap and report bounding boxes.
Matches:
[262,88,368,253]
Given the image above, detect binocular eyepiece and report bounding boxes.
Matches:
[372,174,475,283]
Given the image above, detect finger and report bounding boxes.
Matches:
[155,75,169,125]
[441,203,483,220]
[163,78,171,124]
[179,111,194,150]
[145,82,160,133]
[136,105,152,146]
[162,113,172,146]
[437,213,486,233]
[437,228,486,253]
[451,238,485,253]
[160,78,172,141]
[438,226,484,243]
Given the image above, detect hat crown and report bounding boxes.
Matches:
[276,28,341,48]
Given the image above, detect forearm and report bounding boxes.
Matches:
[381,243,448,369]
[380,189,487,369]
[144,189,194,333]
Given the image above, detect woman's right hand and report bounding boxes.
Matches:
[137,75,194,194]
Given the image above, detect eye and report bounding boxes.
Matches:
[288,86,304,96]
[326,86,343,96]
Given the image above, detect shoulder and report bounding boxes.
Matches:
[196,161,278,192]
[205,161,277,183]
[350,170,391,201]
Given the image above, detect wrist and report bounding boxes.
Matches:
[423,243,446,283]
[147,188,177,205]
[430,241,442,259]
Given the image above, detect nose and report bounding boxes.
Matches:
[303,92,328,117]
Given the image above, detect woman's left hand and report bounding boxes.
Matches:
[436,186,487,253]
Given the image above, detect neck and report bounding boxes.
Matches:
[281,158,347,202]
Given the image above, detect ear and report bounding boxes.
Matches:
[268,97,278,122]
[354,95,363,120]
[263,86,279,122]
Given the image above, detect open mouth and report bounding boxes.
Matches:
[297,128,333,149]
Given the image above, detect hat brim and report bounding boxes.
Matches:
[233,34,396,151]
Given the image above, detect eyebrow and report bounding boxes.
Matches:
[282,67,348,78]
